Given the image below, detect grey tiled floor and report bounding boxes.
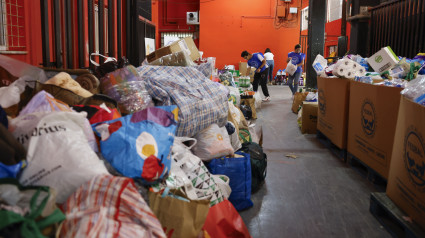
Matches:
[239,85,390,238]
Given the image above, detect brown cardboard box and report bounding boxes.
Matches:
[239,62,248,76]
[302,101,318,134]
[249,68,256,82]
[147,37,200,63]
[292,92,309,113]
[387,96,425,229]
[347,81,402,179]
[317,76,350,149]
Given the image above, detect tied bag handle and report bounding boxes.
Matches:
[90,53,117,67]
[0,183,66,238]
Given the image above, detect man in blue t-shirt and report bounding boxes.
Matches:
[286,44,305,96]
[241,50,271,101]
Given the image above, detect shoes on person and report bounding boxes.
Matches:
[262,96,271,102]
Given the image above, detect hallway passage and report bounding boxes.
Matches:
[239,86,390,238]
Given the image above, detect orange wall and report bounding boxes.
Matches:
[199,0,302,73]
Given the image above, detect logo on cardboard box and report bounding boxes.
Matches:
[318,89,326,115]
[404,127,425,192]
[375,55,383,63]
[361,99,376,137]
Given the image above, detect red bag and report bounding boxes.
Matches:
[203,200,251,238]
[73,104,121,124]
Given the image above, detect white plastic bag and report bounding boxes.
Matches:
[312,54,328,74]
[228,122,242,151]
[191,124,234,161]
[248,124,260,144]
[0,54,48,84]
[17,91,98,153]
[254,92,262,110]
[285,62,297,76]
[168,137,230,205]
[227,86,241,107]
[10,111,109,203]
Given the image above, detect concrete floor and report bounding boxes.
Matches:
[239,85,390,238]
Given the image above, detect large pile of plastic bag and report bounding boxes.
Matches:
[0,37,268,237]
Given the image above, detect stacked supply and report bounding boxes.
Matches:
[332,58,366,79]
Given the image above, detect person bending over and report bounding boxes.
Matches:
[241,50,271,102]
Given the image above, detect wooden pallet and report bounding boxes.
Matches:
[316,130,347,162]
[347,153,387,192]
[370,193,425,238]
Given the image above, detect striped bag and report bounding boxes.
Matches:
[59,175,166,238]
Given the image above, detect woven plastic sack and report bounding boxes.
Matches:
[93,106,178,184]
[60,175,166,238]
[191,123,234,161]
[10,111,109,203]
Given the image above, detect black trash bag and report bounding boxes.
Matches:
[237,142,267,193]
[240,104,252,120]
[94,56,130,79]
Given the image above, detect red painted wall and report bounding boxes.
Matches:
[2,0,43,66]
[152,0,160,49]
[199,0,302,73]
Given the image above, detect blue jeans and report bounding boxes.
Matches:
[287,71,301,95]
[266,60,274,83]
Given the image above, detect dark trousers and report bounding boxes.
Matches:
[253,69,270,97]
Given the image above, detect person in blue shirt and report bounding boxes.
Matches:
[286,44,305,96]
[241,50,271,101]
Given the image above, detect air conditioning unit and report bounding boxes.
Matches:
[187,12,199,25]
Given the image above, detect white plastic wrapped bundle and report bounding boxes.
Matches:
[312,54,328,74]
[332,59,366,78]
[401,75,425,104]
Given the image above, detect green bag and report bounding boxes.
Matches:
[239,128,252,144]
[0,178,66,238]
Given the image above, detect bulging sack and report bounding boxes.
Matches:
[191,124,234,161]
[93,106,178,184]
[60,175,166,238]
[10,111,109,203]
[207,152,253,211]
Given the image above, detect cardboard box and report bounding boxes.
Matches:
[317,76,351,149]
[347,81,402,179]
[387,96,425,229]
[367,46,399,74]
[302,101,318,134]
[147,37,200,63]
[239,62,248,76]
[249,68,256,82]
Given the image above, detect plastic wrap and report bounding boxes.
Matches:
[312,54,328,74]
[332,58,366,78]
[0,55,48,85]
[219,71,236,87]
[105,81,153,114]
[149,51,195,67]
[401,75,425,105]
